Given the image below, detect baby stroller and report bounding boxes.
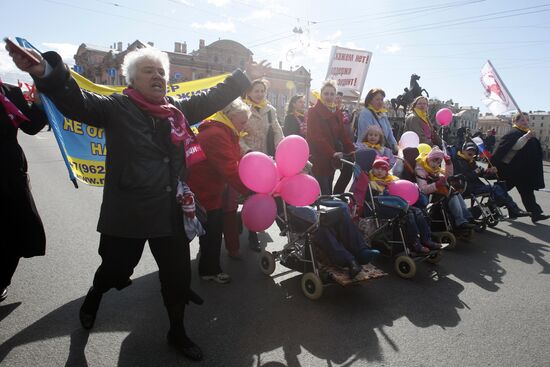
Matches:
[462,178,505,231]
[258,194,386,300]
[444,144,503,231]
[349,149,447,279]
[397,147,472,246]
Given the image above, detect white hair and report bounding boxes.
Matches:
[121,47,170,85]
[222,98,251,119]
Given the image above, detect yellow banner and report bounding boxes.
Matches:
[44,72,230,186]
[70,70,229,98]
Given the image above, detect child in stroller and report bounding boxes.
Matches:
[355,125,396,167]
[452,142,529,220]
[349,149,446,278]
[415,147,476,231]
[259,194,384,300]
[367,156,442,254]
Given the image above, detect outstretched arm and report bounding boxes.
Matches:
[8,48,113,128]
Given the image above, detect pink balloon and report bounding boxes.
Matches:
[238,152,278,193]
[387,180,419,206]
[275,135,310,177]
[274,162,282,182]
[280,173,320,206]
[435,108,453,126]
[241,194,277,232]
[398,131,420,149]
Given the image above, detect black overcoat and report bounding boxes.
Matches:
[1,83,48,257]
[34,52,250,238]
[492,127,545,190]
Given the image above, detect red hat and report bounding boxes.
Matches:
[372,156,390,171]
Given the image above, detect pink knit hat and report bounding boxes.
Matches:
[372,156,390,170]
[427,146,445,161]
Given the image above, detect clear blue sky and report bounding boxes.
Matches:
[2,0,549,112]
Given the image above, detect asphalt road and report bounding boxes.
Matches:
[1,129,549,367]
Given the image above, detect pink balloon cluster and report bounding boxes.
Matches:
[238,135,320,231]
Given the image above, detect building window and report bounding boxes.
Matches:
[541,123,544,127]
[214,55,219,63]
[227,57,232,64]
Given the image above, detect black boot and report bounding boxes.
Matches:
[167,327,203,361]
[167,305,203,362]
[248,231,261,252]
[79,287,103,329]
[532,213,550,223]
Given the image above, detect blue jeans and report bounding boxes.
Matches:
[447,194,473,226]
[313,207,376,266]
[403,206,432,245]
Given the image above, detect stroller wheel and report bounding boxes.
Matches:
[394,256,417,279]
[259,250,276,275]
[301,273,324,300]
[487,217,499,227]
[433,231,456,249]
[426,251,443,264]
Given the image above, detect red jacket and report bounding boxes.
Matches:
[188,120,249,211]
[306,101,355,176]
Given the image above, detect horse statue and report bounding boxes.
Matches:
[390,74,430,114]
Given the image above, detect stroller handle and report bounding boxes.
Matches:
[314,193,356,206]
[340,158,355,167]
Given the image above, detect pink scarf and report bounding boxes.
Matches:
[0,81,30,128]
[123,87,206,167]
[123,87,189,146]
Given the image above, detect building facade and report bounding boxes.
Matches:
[477,114,512,141]
[528,111,550,159]
[73,39,311,119]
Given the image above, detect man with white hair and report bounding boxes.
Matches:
[7,43,268,361]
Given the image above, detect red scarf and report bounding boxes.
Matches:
[0,81,30,128]
[123,87,189,146]
[123,87,206,167]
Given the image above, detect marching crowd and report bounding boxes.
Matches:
[2,44,547,362]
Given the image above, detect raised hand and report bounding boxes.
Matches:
[245,59,271,80]
[5,44,45,77]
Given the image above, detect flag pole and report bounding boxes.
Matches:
[487,60,522,113]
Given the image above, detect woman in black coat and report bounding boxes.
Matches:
[8,45,263,361]
[492,112,548,223]
[0,82,48,303]
[283,94,306,137]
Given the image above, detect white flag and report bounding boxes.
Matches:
[480,61,518,115]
